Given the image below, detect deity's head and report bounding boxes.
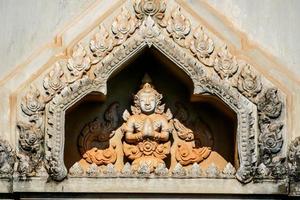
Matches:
[134,82,162,114]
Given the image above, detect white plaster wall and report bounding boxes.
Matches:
[0,0,299,79]
[205,0,300,77]
[0,0,95,80]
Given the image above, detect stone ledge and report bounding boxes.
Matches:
[12,177,287,194]
[0,179,12,193]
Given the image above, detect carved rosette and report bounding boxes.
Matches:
[43,62,65,101]
[214,45,238,79]
[190,27,215,66]
[166,7,191,47]
[123,141,171,172]
[67,43,91,82]
[237,64,262,98]
[111,8,138,45]
[133,0,166,26]
[89,25,114,64]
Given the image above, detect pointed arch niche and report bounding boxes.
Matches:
[14,0,287,195]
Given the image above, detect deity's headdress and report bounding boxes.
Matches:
[133,74,164,113]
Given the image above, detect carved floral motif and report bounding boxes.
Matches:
[258,88,282,119]
[111,8,138,45]
[67,43,91,82]
[190,27,214,66]
[166,6,191,47]
[288,137,300,181]
[89,25,114,64]
[0,139,15,176]
[237,64,262,98]
[133,0,166,26]
[214,45,238,79]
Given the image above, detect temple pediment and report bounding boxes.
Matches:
[0,0,299,197]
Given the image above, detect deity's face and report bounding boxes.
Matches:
[139,92,157,114]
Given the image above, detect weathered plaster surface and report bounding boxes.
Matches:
[205,0,300,77]
[0,0,95,80]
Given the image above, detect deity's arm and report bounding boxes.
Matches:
[124,117,143,143]
[153,116,170,142]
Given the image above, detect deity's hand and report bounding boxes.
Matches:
[143,118,154,138]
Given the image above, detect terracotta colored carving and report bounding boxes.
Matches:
[122,82,171,172]
[175,142,211,166]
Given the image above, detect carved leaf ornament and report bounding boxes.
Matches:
[15,0,285,185]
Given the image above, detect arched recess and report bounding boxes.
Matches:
[45,27,257,182]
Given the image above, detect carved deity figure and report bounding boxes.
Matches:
[73,77,229,176]
[122,82,171,172]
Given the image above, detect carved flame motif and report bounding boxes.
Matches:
[237,64,262,98]
[89,25,114,64]
[43,62,65,101]
[21,85,45,117]
[140,16,160,41]
[166,6,191,47]
[173,119,194,141]
[133,0,166,26]
[214,45,238,79]
[111,7,138,45]
[190,27,215,66]
[67,43,91,82]
[175,142,211,166]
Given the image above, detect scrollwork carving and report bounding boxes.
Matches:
[214,45,238,79]
[175,142,211,166]
[166,6,191,47]
[78,102,121,155]
[83,146,117,166]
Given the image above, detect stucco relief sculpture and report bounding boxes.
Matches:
[72,78,228,176]
[13,0,287,188]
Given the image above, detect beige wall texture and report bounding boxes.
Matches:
[0,0,299,79]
